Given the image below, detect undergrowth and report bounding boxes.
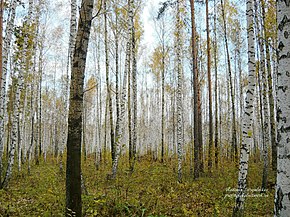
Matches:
[0,155,275,216]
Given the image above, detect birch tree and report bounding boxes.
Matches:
[111,0,133,179]
[176,0,183,182]
[232,0,256,215]
[0,0,3,89]
[65,0,94,216]
[130,0,137,171]
[220,0,237,162]
[69,0,77,68]
[0,0,17,184]
[274,0,290,215]
[103,0,115,165]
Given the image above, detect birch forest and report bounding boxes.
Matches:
[0,0,289,216]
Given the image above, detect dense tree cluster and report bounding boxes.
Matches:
[0,0,289,216]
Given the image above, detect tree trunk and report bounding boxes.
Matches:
[131,2,137,171]
[114,8,119,164]
[190,0,200,180]
[0,0,17,184]
[260,0,276,172]
[176,0,183,182]
[65,0,94,216]
[257,0,269,190]
[69,0,77,68]
[1,72,24,189]
[274,1,290,215]
[220,0,237,163]
[206,0,213,172]
[232,0,256,215]
[104,0,114,165]
[213,0,218,169]
[0,0,3,90]
[111,0,133,179]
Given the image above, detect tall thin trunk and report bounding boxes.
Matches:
[232,0,256,215]
[161,46,165,163]
[260,0,276,172]
[114,9,119,164]
[104,0,114,164]
[0,0,3,181]
[131,3,137,170]
[82,105,87,162]
[1,72,24,189]
[220,0,237,163]
[190,0,200,180]
[258,0,269,190]
[0,0,3,89]
[28,84,34,174]
[69,0,77,68]
[213,0,218,169]
[274,0,290,215]
[198,83,204,174]
[206,0,213,172]
[0,0,17,184]
[104,94,108,162]
[176,0,183,182]
[65,0,94,216]
[111,0,133,179]
[128,50,132,165]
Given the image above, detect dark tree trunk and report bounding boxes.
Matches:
[206,0,213,172]
[190,0,200,179]
[66,0,94,216]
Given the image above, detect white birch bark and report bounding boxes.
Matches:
[176,0,183,182]
[131,0,137,170]
[69,0,77,68]
[274,0,290,215]
[0,0,17,181]
[260,15,269,192]
[111,0,133,179]
[232,0,256,215]
[1,72,24,188]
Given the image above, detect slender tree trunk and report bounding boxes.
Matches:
[213,0,218,169]
[176,0,183,182]
[0,0,17,184]
[131,3,137,171]
[65,0,94,216]
[198,84,204,174]
[259,3,269,190]
[1,72,24,189]
[82,106,87,162]
[232,0,256,215]
[104,0,114,165]
[0,0,3,89]
[274,0,290,215]
[114,9,119,164]
[220,0,237,163]
[111,0,133,179]
[69,0,77,68]
[206,0,213,172]
[0,0,3,181]
[190,0,200,180]
[260,0,276,172]
[103,91,108,162]
[161,48,165,163]
[128,51,132,166]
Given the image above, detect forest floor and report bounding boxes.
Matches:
[0,155,275,216]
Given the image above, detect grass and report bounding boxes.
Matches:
[0,155,275,216]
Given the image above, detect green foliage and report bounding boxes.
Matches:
[0,156,275,216]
